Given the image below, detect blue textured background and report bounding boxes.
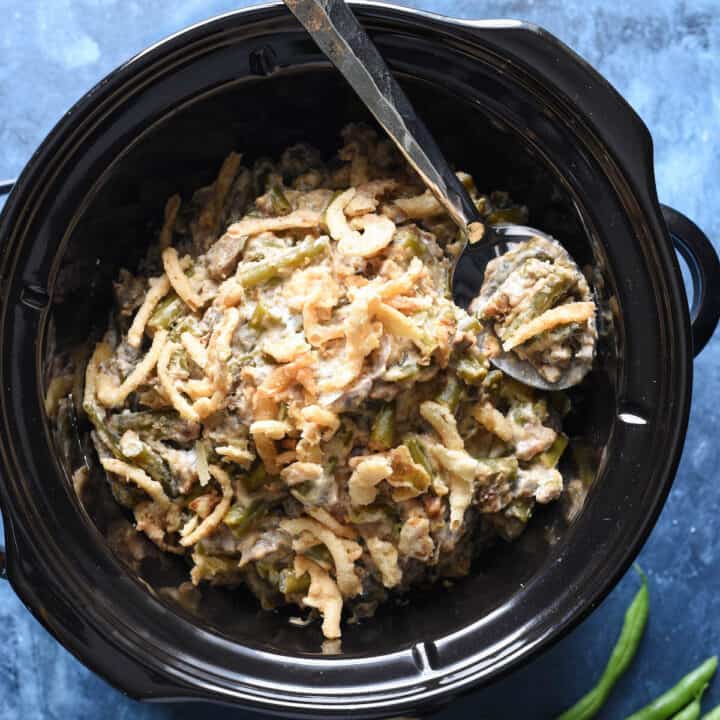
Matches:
[1,1,719,718]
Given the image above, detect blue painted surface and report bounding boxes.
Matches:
[0,1,719,717]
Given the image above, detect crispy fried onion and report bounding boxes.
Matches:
[180,464,233,546]
[281,517,362,597]
[100,457,169,506]
[394,190,444,219]
[159,194,181,249]
[250,420,291,474]
[386,445,431,502]
[364,535,402,588]
[319,288,382,392]
[472,401,514,443]
[127,275,171,348]
[344,179,397,217]
[96,330,168,408]
[398,516,435,561]
[427,445,480,531]
[502,301,595,351]
[326,189,396,257]
[420,401,464,450]
[225,209,322,238]
[194,307,241,419]
[348,454,392,506]
[157,340,200,422]
[180,331,208,369]
[162,247,203,312]
[294,555,343,640]
[306,507,358,540]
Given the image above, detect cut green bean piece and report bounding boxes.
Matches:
[224,499,268,538]
[455,354,487,385]
[540,434,569,468]
[268,185,292,215]
[435,375,463,413]
[486,206,528,225]
[279,569,310,595]
[304,544,333,569]
[624,657,718,720]
[404,435,434,478]
[242,462,269,492]
[555,568,649,720]
[506,272,573,335]
[249,302,281,332]
[147,293,185,333]
[369,402,395,451]
[238,236,329,288]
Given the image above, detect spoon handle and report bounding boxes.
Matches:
[284,0,480,229]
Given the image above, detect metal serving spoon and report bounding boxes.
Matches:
[284,0,595,390]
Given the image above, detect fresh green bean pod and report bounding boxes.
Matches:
[671,687,706,720]
[555,569,649,720]
[700,705,720,719]
[624,657,718,720]
[369,402,395,451]
[238,236,329,288]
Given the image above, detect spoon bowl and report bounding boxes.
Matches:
[453,224,596,390]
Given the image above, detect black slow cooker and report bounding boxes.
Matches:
[1,3,719,717]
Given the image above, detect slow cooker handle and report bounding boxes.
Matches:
[0,179,14,197]
[662,204,720,356]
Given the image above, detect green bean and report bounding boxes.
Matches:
[383,360,420,383]
[238,236,329,288]
[540,434,569,469]
[268,185,292,215]
[110,410,199,440]
[169,314,202,342]
[506,272,573,335]
[224,499,269,538]
[435,374,463,413]
[404,435,434,478]
[304,544,333,569]
[556,568,649,720]
[455,354,487,385]
[624,657,718,720]
[279,569,310,595]
[486,206,528,225]
[241,462,269,492]
[395,226,426,258]
[249,302,281,332]
[701,705,720,719]
[671,686,706,720]
[477,456,519,478]
[147,293,185,333]
[369,402,395,451]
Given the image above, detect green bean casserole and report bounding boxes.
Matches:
[63,125,595,639]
